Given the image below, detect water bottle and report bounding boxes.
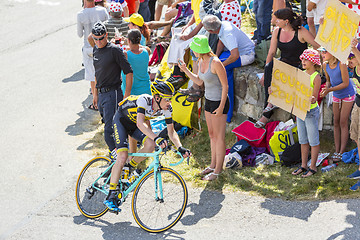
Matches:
[128,169,141,184]
[321,163,338,173]
[121,166,131,190]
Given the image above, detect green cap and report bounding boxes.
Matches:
[190,35,211,54]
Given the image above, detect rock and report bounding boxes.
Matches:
[323,105,333,126]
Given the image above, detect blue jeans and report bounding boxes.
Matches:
[297,106,320,147]
[219,50,242,123]
[138,0,151,22]
[253,0,273,42]
[98,88,123,151]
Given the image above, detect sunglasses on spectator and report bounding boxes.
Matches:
[92,34,106,41]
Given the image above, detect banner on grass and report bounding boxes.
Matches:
[268,59,312,121]
[315,0,360,63]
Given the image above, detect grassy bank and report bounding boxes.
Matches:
[86,114,359,201]
[159,120,360,201]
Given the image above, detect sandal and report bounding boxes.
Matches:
[263,104,277,113]
[202,172,219,181]
[200,167,215,176]
[88,103,98,111]
[301,168,317,178]
[254,120,266,128]
[292,166,307,175]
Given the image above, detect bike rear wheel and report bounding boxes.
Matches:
[131,167,188,233]
[75,157,111,218]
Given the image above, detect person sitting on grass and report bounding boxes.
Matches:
[291,49,321,178]
[104,80,191,212]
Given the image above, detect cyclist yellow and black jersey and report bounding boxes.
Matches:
[118,94,173,124]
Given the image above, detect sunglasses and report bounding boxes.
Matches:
[161,97,172,102]
[92,34,106,41]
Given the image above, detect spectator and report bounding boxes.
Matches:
[125,0,140,16]
[149,0,156,20]
[256,8,320,128]
[219,0,242,30]
[91,22,133,160]
[291,49,321,177]
[77,0,109,110]
[155,0,174,21]
[159,0,187,37]
[306,0,316,37]
[124,13,151,45]
[253,0,273,43]
[348,39,360,190]
[319,47,355,162]
[104,2,129,41]
[341,0,360,39]
[121,29,151,96]
[178,35,229,181]
[95,0,106,7]
[138,0,151,21]
[307,0,328,35]
[202,15,255,123]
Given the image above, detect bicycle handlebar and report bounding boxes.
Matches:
[129,146,189,166]
[155,146,189,167]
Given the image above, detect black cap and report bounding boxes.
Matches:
[92,21,107,36]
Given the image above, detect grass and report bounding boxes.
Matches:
[86,116,360,201]
[171,120,360,201]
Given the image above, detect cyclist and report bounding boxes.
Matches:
[104,80,192,212]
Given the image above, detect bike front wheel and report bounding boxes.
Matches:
[131,167,188,233]
[75,156,111,218]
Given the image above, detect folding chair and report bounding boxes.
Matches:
[242,0,254,18]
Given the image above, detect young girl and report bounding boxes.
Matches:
[178,35,229,181]
[347,40,360,190]
[319,48,355,162]
[291,49,322,177]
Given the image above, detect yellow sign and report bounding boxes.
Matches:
[315,0,360,63]
[268,59,312,121]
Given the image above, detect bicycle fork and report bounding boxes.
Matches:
[154,163,164,203]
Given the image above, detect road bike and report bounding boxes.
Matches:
[75,147,188,233]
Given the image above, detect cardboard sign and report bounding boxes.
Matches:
[315,0,360,63]
[268,59,312,121]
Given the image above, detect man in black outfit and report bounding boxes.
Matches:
[91,21,133,160]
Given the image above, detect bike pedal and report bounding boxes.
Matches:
[108,209,121,214]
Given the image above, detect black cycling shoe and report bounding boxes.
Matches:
[104,190,121,213]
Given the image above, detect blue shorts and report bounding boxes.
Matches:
[297,106,320,147]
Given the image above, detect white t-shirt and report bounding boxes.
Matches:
[310,0,327,25]
[218,21,254,56]
[77,6,109,48]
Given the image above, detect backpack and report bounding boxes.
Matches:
[149,42,170,66]
[280,142,301,167]
[254,40,271,68]
[230,139,252,157]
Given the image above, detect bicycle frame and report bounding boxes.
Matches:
[91,147,185,201]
